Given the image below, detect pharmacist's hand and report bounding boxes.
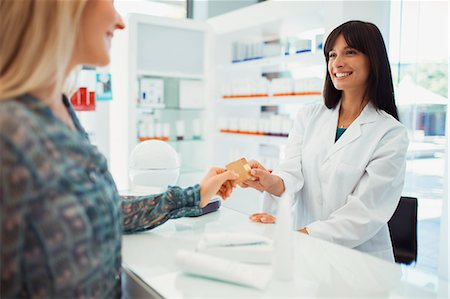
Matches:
[200,167,239,208]
[239,160,284,195]
[249,213,276,224]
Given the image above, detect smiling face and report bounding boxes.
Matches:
[327,34,370,96]
[72,0,125,67]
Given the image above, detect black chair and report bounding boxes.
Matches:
[388,196,418,264]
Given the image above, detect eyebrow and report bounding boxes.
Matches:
[329,46,355,52]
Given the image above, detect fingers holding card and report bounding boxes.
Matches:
[225,157,252,184]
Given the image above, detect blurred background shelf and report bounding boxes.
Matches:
[218,94,322,106]
[217,51,324,71]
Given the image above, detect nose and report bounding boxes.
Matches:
[332,54,344,69]
[115,11,125,30]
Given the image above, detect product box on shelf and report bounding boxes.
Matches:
[71,87,96,111]
[139,78,164,108]
[179,80,205,109]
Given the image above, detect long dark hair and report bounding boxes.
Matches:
[323,20,399,121]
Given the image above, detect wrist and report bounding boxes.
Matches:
[267,175,285,196]
[199,184,209,208]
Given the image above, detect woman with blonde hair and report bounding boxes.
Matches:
[0,1,237,297]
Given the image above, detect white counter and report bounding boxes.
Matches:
[122,206,448,298]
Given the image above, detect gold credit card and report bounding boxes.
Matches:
[226,157,252,183]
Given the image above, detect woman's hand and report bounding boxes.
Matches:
[239,160,285,196]
[199,167,239,208]
[249,212,276,224]
[250,213,309,234]
[297,227,309,235]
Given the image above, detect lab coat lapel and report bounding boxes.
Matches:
[325,102,378,160]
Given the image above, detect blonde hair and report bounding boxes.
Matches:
[0,0,87,101]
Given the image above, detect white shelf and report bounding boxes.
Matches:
[137,106,204,112]
[217,132,288,145]
[218,94,322,106]
[136,104,165,111]
[136,70,204,80]
[217,51,324,71]
[180,167,205,174]
[167,138,205,143]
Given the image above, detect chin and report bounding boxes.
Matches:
[332,84,344,91]
[96,54,111,67]
[98,58,110,67]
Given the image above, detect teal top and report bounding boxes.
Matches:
[335,127,347,141]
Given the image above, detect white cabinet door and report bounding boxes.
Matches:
[110,14,210,190]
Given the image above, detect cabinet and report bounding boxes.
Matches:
[110,1,391,212]
[110,14,212,189]
[208,2,329,214]
[212,34,326,172]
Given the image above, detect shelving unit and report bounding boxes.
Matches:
[136,69,204,80]
[217,132,288,145]
[109,0,392,205]
[210,8,327,178]
[218,94,322,106]
[110,14,210,189]
[216,51,324,71]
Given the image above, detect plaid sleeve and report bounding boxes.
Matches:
[121,184,202,233]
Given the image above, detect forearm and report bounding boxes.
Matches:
[121,185,202,233]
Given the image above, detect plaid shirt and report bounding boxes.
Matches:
[0,94,202,298]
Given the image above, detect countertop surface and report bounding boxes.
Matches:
[122,206,448,298]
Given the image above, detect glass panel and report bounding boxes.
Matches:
[390,0,448,275]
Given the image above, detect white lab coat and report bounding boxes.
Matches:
[262,101,409,261]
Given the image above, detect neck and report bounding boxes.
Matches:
[340,90,368,117]
[337,90,368,129]
[29,86,76,131]
[29,86,60,106]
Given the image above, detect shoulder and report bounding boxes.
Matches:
[376,109,408,136]
[0,99,38,140]
[0,98,27,121]
[371,109,409,153]
[0,98,50,154]
[362,103,407,134]
[0,99,46,181]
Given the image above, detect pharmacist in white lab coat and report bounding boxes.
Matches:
[242,21,409,261]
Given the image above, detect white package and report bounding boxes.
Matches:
[196,232,273,264]
[175,250,272,290]
[139,78,164,107]
[198,232,272,247]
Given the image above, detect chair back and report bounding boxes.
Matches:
[388,196,418,264]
